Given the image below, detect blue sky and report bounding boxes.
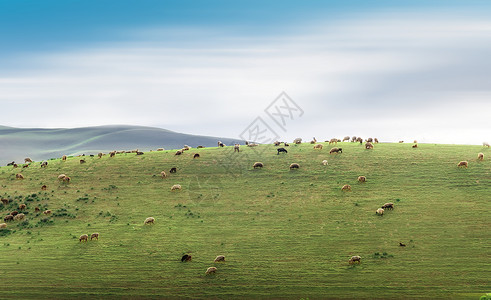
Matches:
[1,1,491,144]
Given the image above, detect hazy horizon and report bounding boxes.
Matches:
[1,1,490,145]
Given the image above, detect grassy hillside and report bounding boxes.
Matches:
[0,142,489,299]
[0,125,242,165]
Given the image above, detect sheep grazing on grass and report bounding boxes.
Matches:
[144,217,155,225]
[289,163,300,170]
[11,211,19,216]
[12,164,18,168]
[41,161,48,168]
[62,155,67,161]
[170,167,177,173]
[274,141,281,146]
[329,147,342,154]
[90,233,99,240]
[328,138,338,145]
[283,142,289,147]
[484,142,490,147]
[293,138,302,144]
[157,148,164,151]
[366,138,373,143]
[193,153,200,159]
[183,145,191,151]
[197,145,205,149]
[41,185,47,190]
[171,184,182,191]
[376,208,384,216]
[399,242,406,247]
[175,150,183,156]
[310,137,317,144]
[358,176,366,183]
[35,207,40,212]
[341,184,351,192]
[322,160,328,166]
[277,148,288,154]
[356,137,363,144]
[43,210,52,215]
[205,267,217,275]
[234,144,240,152]
[412,144,418,148]
[6,161,15,166]
[381,203,394,210]
[79,234,88,242]
[374,138,379,143]
[214,255,225,262]
[14,213,25,221]
[253,162,264,169]
[22,164,29,168]
[58,174,66,180]
[0,223,6,229]
[413,140,418,144]
[109,151,116,158]
[399,141,404,143]
[19,204,26,210]
[343,136,350,142]
[181,254,192,262]
[1,199,9,205]
[98,152,103,158]
[161,171,167,178]
[25,157,33,163]
[80,159,86,164]
[457,161,468,168]
[349,256,361,264]
[62,176,71,183]
[247,143,258,147]
[313,144,323,150]
[478,153,484,161]
[16,173,24,180]
[365,142,373,150]
[4,215,13,222]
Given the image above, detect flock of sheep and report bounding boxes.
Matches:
[1,137,489,269]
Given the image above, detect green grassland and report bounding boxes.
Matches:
[0,142,489,299]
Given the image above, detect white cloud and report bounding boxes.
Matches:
[0,13,490,144]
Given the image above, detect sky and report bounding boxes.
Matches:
[1,0,491,144]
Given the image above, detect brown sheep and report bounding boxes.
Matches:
[0,223,6,229]
[35,207,40,212]
[289,163,300,170]
[376,208,384,216]
[22,164,29,168]
[16,173,24,180]
[19,204,26,210]
[234,144,240,152]
[10,211,19,216]
[274,141,281,146]
[175,150,183,156]
[161,171,167,178]
[365,142,373,150]
[181,254,192,262]
[351,136,357,142]
[41,161,48,168]
[413,140,418,144]
[193,153,200,159]
[457,161,468,168]
[197,146,204,149]
[157,148,164,151]
[170,167,177,173]
[98,152,103,158]
[358,176,366,183]
[349,256,361,264]
[41,185,47,190]
[329,138,338,145]
[43,210,52,215]
[14,213,25,221]
[1,198,9,205]
[171,184,182,191]
[374,138,379,143]
[293,138,302,144]
[343,136,350,142]
[381,203,394,210]
[62,176,71,183]
[90,233,99,240]
[4,215,14,222]
[341,184,351,192]
[25,157,33,163]
[478,153,484,161]
[313,144,323,150]
[412,144,418,148]
[13,164,18,168]
[58,174,66,180]
[205,267,217,275]
[144,217,155,225]
[253,162,264,169]
[136,151,144,155]
[399,141,404,143]
[214,255,225,262]
[109,151,116,158]
[366,138,373,143]
[329,147,342,154]
[80,159,86,164]
[79,234,88,242]
[62,155,67,161]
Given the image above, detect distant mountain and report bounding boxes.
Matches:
[0,125,244,165]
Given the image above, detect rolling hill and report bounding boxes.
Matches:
[0,142,490,299]
[0,125,243,165]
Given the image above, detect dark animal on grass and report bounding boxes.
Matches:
[136,151,144,155]
[399,242,406,247]
[234,144,240,152]
[457,161,468,168]
[41,185,47,190]
[193,153,200,159]
[175,150,183,156]
[79,234,88,242]
[90,233,99,240]
[4,215,14,222]
[41,161,48,168]
[274,141,281,146]
[22,164,29,168]
[277,148,288,155]
[253,162,264,169]
[329,147,342,154]
[80,159,86,164]
[289,163,300,170]
[170,167,177,173]
[1,199,9,205]
[62,155,67,161]
[283,142,289,147]
[412,144,418,148]
[7,161,15,166]
[19,204,26,210]
[11,211,19,216]
[381,203,394,210]
[181,254,192,262]
[343,136,350,142]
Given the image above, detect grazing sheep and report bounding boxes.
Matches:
[193,153,200,159]
[381,203,394,210]
[366,138,373,143]
[322,160,328,166]
[205,267,217,275]
[183,145,191,151]
[90,233,99,240]
[16,173,24,180]
[25,157,33,163]
[6,161,15,166]
[399,141,404,143]
[1,199,9,205]
[219,142,225,147]
[144,217,155,225]
[157,148,164,151]
[329,138,338,145]
[161,171,167,178]
[0,223,6,229]
[181,254,192,262]
[41,185,47,190]
[329,147,343,154]
[62,176,71,183]
[253,162,264,169]
[478,153,484,161]
[80,159,86,164]
[58,174,66,180]
[365,142,374,150]
[169,167,177,173]
[62,155,67,161]
[293,138,302,144]
[43,210,52,215]
[109,151,116,158]
[483,142,490,147]
[358,176,366,183]
[374,138,379,143]
[79,234,88,242]
[197,146,204,148]
[399,242,406,247]
[4,215,13,222]
[356,137,363,144]
[175,150,183,156]
[22,164,29,168]
[349,256,361,264]
[247,143,258,147]
[413,140,418,144]
[283,142,289,147]
[12,164,18,168]
[135,151,144,156]
[289,163,300,170]
[35,207,40,212]
[14,213,25,221]
[214,255,225,262]
[234,144,240,152]
[341,184,351,192]
[343,136,350,142]
[171,184,182,191]
[314,144,323,150]
[19,204,26,210]
[41,161,48,168]
[11,211,19,216]
[277,148,288,154]
[274,141,281,146]
[310,137,317,144]
[412,144,418,148]
[98,152,103,158]
[457,161,468,168]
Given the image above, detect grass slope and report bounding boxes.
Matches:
[0,143,490,299]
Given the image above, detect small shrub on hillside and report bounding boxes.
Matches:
[0,228,12,236]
